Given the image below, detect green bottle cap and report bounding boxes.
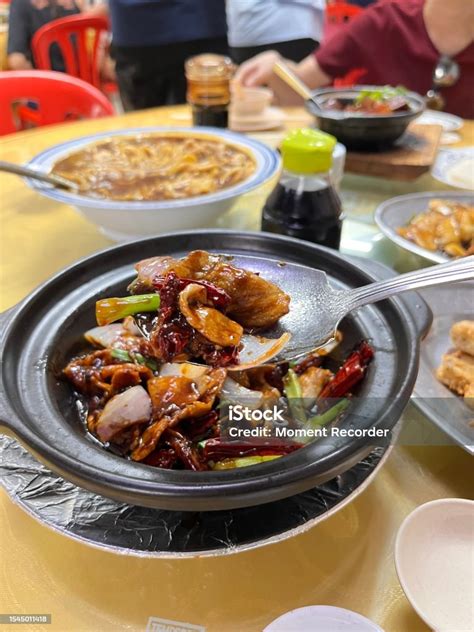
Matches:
[281,128,337,174]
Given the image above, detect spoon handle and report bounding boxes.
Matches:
[347,256,474,309]
[0,160,77,190]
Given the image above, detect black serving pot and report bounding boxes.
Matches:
[307,86,425,150]
[0,230,432,511]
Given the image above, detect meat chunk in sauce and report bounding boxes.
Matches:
[131,368,226,461]
[130,250,290,329]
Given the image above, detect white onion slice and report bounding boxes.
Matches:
[314,332,342,356]
[85,324,125,348]
[85,319,145,348]
[228,332,291,371]
[221,377,264,409]
[96,385,152,442]
[159,362,209,380]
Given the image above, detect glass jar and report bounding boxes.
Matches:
[185,54,234,128]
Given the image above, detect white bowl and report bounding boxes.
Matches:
[231,86,273,116]
[26,127,281,241]
[395,498,474,632]
[264,606,383,631]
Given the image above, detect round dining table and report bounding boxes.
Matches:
[0,105,473,632]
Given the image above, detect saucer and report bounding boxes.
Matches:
[230,106,285,132]
[395,498,474,631]
[431,147,474,190]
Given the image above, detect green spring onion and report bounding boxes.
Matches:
[283,368,307,423]
[355,85,407,104]
[96,294,160,326]
[110,348,158,371]
[212,455,282,470]
[307,398,350,429]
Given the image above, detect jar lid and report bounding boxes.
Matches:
[185,54,234,81]
[281,128,337,174]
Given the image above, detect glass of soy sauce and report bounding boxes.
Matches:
[262,128,343,250]
[185,54,234,128]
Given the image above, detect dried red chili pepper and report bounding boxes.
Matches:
[153,273,231,309]
[166,429,208,471]
[151,272,237,364]
[201,344,240,368]
[182,410,219,441]
[319,341,374,399]
[143,447,178,469]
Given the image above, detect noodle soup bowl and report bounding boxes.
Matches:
[25,127,281,242]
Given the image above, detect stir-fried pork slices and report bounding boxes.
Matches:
[130,250,290,329]
[131,368,226,461]
[178,283,243,347]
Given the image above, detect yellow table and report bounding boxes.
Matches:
[0,107,473,632]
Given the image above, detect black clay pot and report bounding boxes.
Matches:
[307,86,425,150]
[0,230,432,510]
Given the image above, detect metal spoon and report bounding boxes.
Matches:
[425,55,460,111]
[222,254,474,366]
[0,160,79,192]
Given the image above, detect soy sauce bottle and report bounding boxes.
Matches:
[262,128,343,250]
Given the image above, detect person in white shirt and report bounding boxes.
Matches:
[226,0,326,64]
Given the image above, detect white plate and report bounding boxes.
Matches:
[374,190,474,264]
[413,284,474,454]
[431,147,474,190]
[264,606,383,632]
[395,499,474,632]
[418,109,463,132]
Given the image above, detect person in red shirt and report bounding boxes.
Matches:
[235,0,474,119]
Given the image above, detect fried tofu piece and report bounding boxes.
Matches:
[436,351,474,406]
[450,320,474,357]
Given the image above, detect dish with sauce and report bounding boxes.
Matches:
[323,86,411,116]
[50,134,256,201]
[63,250,373,471]
[397,198,474,258]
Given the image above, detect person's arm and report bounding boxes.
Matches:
[7,0,33,70]
[234,50,331,105]
[7,52,32,70]
[235,5,382,104]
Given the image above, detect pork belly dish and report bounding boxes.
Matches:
[63,251,374,471]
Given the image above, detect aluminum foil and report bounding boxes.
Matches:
[0,435,386,558]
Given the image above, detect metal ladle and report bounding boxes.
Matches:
[224,254,474,366]
[0,160,79,192]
